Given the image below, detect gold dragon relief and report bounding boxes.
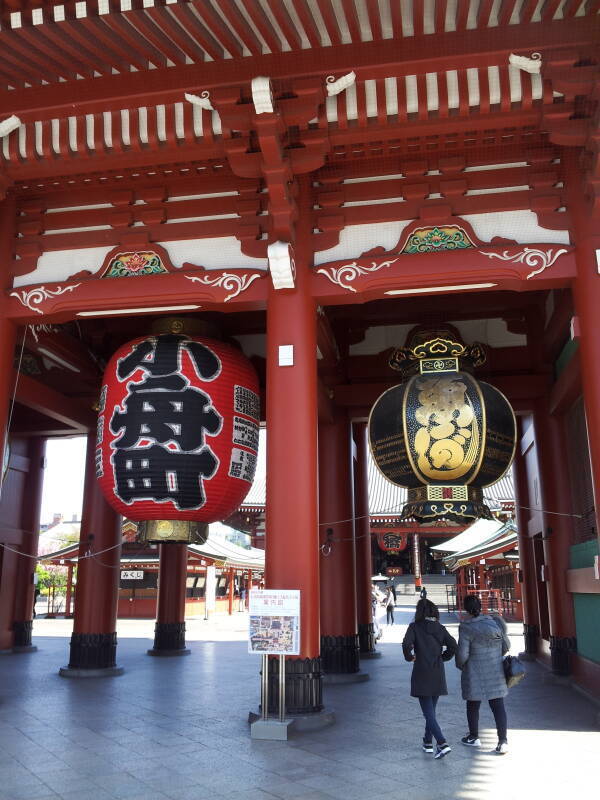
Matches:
[407,375,481,482]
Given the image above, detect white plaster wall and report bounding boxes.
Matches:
[13,246,114,288]
[160,239,267,271]
[461,210,571,246]
[13,237,268,288]
[349,317,526,356]
[314,210,571,266]
[314,221,412,265]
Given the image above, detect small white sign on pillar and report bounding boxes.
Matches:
[278,345,294,367]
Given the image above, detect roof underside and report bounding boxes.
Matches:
[1,2,595,180]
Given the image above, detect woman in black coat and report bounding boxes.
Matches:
[402,599,457,759]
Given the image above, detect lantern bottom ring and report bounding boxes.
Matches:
[137,520,208,544]
[403,485,493,524]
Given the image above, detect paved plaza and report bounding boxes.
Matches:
[1,607,598,800]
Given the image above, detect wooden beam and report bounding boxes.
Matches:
[333,373,551,408]
[0,17,591,122]
[15,373,95,432]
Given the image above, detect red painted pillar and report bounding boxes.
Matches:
[0,195,16,478]
[566,151,600,549]
[0,195,19,652]
[12,437,46,650]
[353,422,378,656]
[319,420,360,675]
[265,177,321,712]
[412,533,422,591]
[148,543,189,656]
[534,401,577,674]
[228,568,235,615]
[61,432,122,676]
[65,565,73,618]
[513,421,541,658]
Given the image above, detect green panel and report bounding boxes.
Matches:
[555,338,578,379]
[573,593,600,664]
[570,540,599,569]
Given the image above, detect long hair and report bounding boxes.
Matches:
[415,598,439,623]
[463,594,482,617]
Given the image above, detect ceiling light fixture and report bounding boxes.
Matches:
[77,305,200,317]
[385,283,497,296]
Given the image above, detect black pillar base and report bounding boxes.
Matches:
[150,622,187,654]
[12,620,33,648]
[550,635,577,676]
[66,632,118,670]
[265,657,324,715]
[358,622,377,654]
[320,634,360,674]
[522,623,539,656]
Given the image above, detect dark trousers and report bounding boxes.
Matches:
[466,698,508,742]
[386,605,394,624]
[418,696,446,745]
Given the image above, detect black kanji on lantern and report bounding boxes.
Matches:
[109,335,222,511]
[113,445,218,510]
[111,375,221,451]
[117,334,221,382]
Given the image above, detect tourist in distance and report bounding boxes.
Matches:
[455,594,511,754]
[384,585,395,625]
[402,598,457,759]
[371,584,383,641]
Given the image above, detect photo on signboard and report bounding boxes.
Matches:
[248,614,299,654]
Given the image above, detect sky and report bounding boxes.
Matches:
[41,436,87,524]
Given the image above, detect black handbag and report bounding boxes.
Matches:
[503,655,526,688]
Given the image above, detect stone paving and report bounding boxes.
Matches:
[1,606,598,800]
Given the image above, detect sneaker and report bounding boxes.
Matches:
[422,741,434,753]
[495,741,508,754]
[434,743,451,759]
[461,735,481,747]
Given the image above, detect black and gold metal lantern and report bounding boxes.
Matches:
[368,328,516,523]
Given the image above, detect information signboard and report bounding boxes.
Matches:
[121,570,144,580]
[248,589,300,655]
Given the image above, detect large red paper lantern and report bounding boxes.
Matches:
[96,333,260,525]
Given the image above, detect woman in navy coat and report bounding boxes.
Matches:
[402,599,457,759]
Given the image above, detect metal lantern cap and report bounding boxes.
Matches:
[389,330,486,378]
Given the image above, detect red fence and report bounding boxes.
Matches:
[446,585,522,621]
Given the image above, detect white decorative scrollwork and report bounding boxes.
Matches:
[267,240,295,290]
[316,259,399,292]
[184,272,262,302]
[509,52,542,74]
[10,284,81,315]
[326,71,357,96]
[184,90,214,111]
[251,76,274,114]
[478,248,568,279]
